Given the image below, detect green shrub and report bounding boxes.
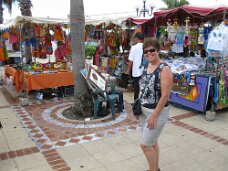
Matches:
[85,45,96,59]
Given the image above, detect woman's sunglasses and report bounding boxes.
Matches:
[143,48,157,55]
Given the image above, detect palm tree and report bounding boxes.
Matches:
[161,0,189,9]
[0,0,17,24]
[70,0,93,117]
[18,0,32,16]
[17,0,33,63]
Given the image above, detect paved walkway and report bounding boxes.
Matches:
[0,83,228,171]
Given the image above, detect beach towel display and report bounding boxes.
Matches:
[170,75,210,112]
[172,73,190,95]
[217,66,228,106]
[224,69,228,99]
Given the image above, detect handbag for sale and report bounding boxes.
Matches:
[132,98,142,116]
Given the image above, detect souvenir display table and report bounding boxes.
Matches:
[5,65,74,93]
[164,57,211,112]
[166,56,228,114]
[170,74,212,112]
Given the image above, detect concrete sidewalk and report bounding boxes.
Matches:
[0,84,228,171]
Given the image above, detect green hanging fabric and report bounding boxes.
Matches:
[3,45,8,60]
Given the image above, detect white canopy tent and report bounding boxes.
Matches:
[85,16,130,28]
[0,16,70,29]
[0,15,130,30]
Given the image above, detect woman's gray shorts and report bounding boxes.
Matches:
[139,106,169,146]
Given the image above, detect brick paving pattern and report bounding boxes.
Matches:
[1,85,228,170]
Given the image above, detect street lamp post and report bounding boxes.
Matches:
[136,0,153,17]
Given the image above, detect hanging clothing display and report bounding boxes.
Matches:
[0,39,8,61]
[53,24,64,41]
[9,27,18,44]
[207,22,228,57]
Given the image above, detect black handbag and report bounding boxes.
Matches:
[132,98,142,116]
[132,71,152,116]
[132,83,147,116]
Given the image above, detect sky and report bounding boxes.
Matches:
[2,0,228,21]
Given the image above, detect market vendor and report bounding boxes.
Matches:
[54,41,68,62]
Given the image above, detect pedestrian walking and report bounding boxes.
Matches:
[126,32,144,101]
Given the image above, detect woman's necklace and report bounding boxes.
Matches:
[147,63,160,74]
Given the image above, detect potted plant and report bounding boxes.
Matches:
[85,45,96,59]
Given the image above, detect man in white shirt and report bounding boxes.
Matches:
[126,32,144,101]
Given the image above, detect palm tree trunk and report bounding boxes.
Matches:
[18,0,33,63]
[70,0,93,117]
[0,0,3,24]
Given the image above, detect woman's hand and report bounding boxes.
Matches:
[147,115,157,129]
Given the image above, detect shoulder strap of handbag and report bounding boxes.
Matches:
[139,62,165,100]
[139,54,144,68]
[139,72,153,100]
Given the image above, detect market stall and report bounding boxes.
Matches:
[0,16,73,97]
[140,5,228,119]
[143,5,228,37]
[85,17,135,88]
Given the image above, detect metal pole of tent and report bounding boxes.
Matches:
[0,33,4,85]
[19,21,29,107]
